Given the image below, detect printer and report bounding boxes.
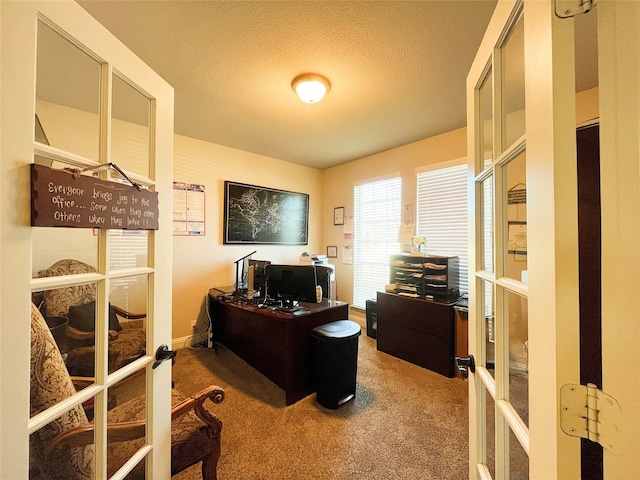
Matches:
[299,253,336,297]
[299,252,329,265]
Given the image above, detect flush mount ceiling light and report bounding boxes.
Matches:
[291,73,331,104]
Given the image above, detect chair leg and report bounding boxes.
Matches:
[201,433,221,480]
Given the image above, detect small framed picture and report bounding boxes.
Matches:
[327,245,338,258]
[334,207,344,225]
[507,221,527,255]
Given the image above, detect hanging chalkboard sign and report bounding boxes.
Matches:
[30,164,159,230]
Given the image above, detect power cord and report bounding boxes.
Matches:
[187,294,213,350]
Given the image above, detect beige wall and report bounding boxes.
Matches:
[321,127,468,306]
[33,86,599,343]
[322,87,599,307]
[172,135,323,339]
[33,101,325,341]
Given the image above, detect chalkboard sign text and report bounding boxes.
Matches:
[31,164,159,230]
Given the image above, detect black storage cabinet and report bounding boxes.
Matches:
[311,320,361,409]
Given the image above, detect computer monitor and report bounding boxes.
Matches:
[265,264,318,306]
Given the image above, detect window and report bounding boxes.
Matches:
[416,162,469,294]
[353,176,402,309]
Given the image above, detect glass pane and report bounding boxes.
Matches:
[107,368,147,477]
[36,20,101,160]
[109,275,147,374]
[109,230,149,270]
[34,277,115,378]
[481,280,496,376]
[509,427,530,479]
[33,153,91,173]
[503,150,527,281]
[507,291,529,427]
[30,404,96,479]
[111,73,151,178]
[501,14,525,151]
[481,175,494,273]
[110,275,148,321]
[32,228,98,280]
[485,388,496,478]
[32,153,101,279]
[32,289,70,366]
[479,66,494,170]
[30,300,96,476]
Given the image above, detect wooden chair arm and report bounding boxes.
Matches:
[172,385,225,432]
[45,420,147,455]
[70,376,95,390]
[45,385,225,455]
[111,304,146,320]
[66,325,96,341]
[66,325,121,341]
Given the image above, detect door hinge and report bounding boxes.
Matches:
[555,0,598,18]
[560,383,621,454]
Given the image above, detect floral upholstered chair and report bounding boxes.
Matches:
[36,259,147,376]
[30,303,225,480]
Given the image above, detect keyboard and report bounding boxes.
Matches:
[274,305,302,313]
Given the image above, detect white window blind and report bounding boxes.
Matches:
[353,176,402,309]
[416,163,469,294]
[483,176,494,340]
[109,230,148,313]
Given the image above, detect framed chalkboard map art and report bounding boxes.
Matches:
[223,181,309,245]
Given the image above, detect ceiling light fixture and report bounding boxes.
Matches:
[291,73,331,104]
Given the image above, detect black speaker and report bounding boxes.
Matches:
[365,299,377,339]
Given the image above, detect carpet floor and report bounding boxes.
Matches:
[171,319,470,480]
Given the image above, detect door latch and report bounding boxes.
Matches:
[152,344,177,369]
[455,354,476,379]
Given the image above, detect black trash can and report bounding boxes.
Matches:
[311,320,361,409]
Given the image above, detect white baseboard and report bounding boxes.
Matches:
[172,327,211,350]
[172,335,191,350]
[172,335,204,350]
[510,361,528,373]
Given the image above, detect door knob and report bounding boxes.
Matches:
[153,344,177,369]
[455,354,476,379]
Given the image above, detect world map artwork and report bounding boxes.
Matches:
[224,181,309,245]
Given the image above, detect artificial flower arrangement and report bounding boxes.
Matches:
[410,236,427,254]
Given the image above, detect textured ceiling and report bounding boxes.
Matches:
[76,1,597,170]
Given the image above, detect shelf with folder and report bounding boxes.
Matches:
[389,253,459,301]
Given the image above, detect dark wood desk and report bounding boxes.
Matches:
[208,288,349,405]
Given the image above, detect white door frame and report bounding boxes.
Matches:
[0,1,174,477]
[467,1,581,478]
[598,1,640,477]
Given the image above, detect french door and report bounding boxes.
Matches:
[1,1,174,478]
[466,1,640,479]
